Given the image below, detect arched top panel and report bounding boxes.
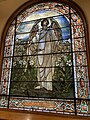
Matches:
[0,0,88,36]
[0,0,89,58]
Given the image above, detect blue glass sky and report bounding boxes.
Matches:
[17,10,70,41]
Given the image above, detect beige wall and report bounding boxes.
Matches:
[0,0,28,39]
[0,0,90,41]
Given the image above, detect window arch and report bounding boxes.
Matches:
[0,0,90,115]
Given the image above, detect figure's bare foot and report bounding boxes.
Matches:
[34,86,41,89]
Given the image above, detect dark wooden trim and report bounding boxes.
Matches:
[0,108,90,120]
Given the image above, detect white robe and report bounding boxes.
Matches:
[36,28,58,90]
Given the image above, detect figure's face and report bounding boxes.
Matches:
[80,79,84,87]
[43,20,48,26]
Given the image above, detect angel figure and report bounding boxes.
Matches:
[28,18,62,91]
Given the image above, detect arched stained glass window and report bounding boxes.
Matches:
[0,0,90,116]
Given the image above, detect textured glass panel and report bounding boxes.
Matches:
[10,81,38,96]
[14,40,71,56]
[5,35,14,46]
[16,21,35,33]
[75,52,87,66]
[73,38,86,51]
[1,58,12,95]
[9,97,75,113]
[71,13,83,25]
[1,68,10,82]
[75,66,88,80]
[11,68,37,81]
[0,96,8,108]
[4,45,13,57]
[72,25,84,38]
[13,57,23,68]
[13,56,37,68]
[76,100,88,114]
[52,80,73,98]
[56,53,72,67]
[1,81,9,95]
[77,80,88,98]
[57,41,71,52]
[14,44,28,56]
[2,58,12,68]
[16,33,30,42]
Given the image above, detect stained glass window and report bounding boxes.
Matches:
[0,0,90,116]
